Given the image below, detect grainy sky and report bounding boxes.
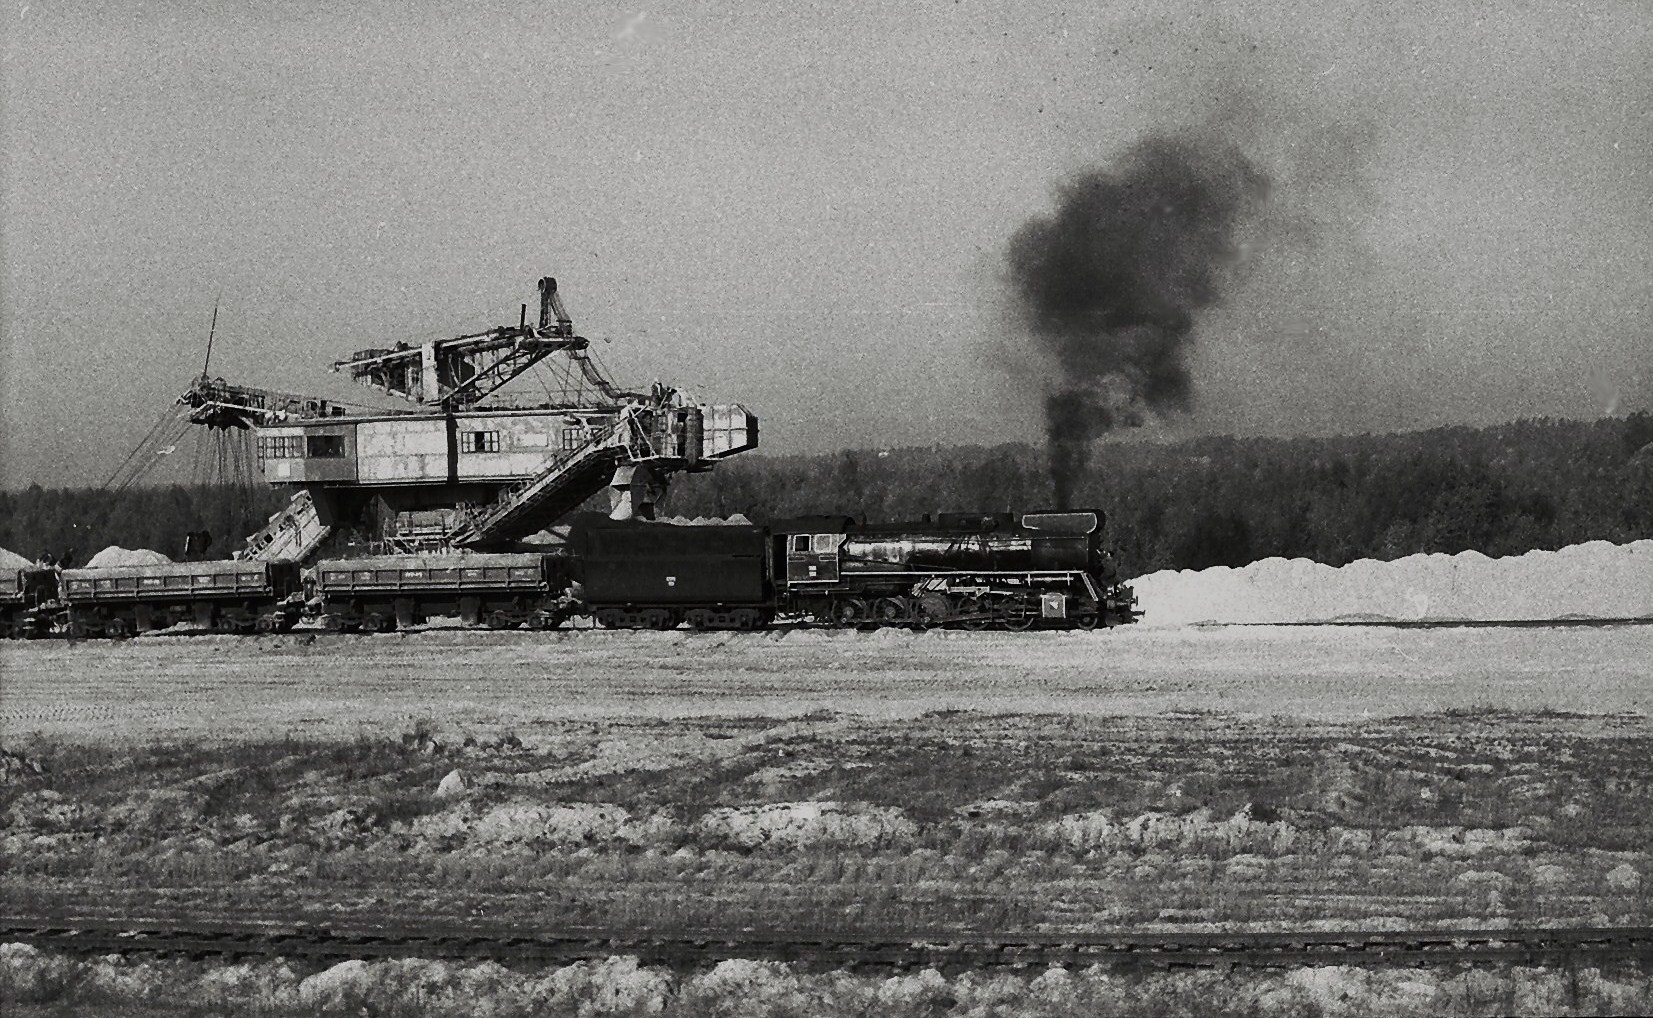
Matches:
[2,0,1648,487]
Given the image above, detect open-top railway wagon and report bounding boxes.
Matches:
[0,566,57,639]
[310,553,569,632]
[54,560,306,637]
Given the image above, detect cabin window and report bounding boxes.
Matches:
[791,535,810,553]
[562,428,584,450]
[306,434,345,458]
[258,435,305,459]
[463,431,501,453]
[813,534,838,553]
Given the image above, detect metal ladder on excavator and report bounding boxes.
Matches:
[449,419,632,547]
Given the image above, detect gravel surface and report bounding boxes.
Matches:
[2,624,1647,743]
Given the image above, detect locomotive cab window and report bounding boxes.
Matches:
[791,535,810,553]
[812,534,838,553]
[463,431,501,454]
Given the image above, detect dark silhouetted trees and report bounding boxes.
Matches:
[2,414,1648,576]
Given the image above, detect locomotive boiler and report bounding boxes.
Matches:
[771,510,1135,629]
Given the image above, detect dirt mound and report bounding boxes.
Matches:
[84,546,173,568]
[0,547,35,570]
[0,748,46,784]
[1131,539,1653,626]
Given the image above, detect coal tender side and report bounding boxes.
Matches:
[566,513,772,630]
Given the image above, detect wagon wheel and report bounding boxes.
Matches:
[321,614,346,632]
[255,616,277,634]
[1071,608,1100,631]
[105,617,132,639]
[828,597,868,628]
[955,595,990,632]
[595,608,626,629]
[483,610,516,630]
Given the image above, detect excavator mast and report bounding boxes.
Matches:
[332,277,638,411]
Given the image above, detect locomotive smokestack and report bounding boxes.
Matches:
[1007,132,1268,507]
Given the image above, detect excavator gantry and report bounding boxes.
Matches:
[174,276,757,562]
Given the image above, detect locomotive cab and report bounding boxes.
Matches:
[783,532,845,584]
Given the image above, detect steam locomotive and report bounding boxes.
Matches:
[0,509,1137,638]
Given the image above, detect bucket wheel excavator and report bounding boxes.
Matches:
[176,277,757,562]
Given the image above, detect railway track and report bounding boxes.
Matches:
[3,915,1649,972]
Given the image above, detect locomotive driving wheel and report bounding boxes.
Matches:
[992,595,1035,631]
[955,595,990,631]
[913,592,951,629]
[828,597,868,628]
[872,596,911,627]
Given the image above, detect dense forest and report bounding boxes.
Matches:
[2,415,1649,577]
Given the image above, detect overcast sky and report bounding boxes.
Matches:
[2,0,1648,487]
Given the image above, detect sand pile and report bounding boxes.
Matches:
[1045,808,1298,856]
[0,547,35,570]
[6,945,1647,1017]
[408,800,675,849]
[699,801,917,850]
[83,546,172,568]
[1131,539,1653,626]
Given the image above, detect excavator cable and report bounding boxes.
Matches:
[99,405,187,493]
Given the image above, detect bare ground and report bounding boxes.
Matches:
[1,624,1648,744]
[2,624,1648,951]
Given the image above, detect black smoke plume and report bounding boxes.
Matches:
[1008,133,1269,508]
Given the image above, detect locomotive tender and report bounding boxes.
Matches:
[10,509,1137,637]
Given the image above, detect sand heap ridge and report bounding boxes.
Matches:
[1131,539,1653,626]
[84,546,173,568]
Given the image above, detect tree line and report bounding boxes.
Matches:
[0,485,284,566]
[2,414,1648,576]
[664,413,1653,576]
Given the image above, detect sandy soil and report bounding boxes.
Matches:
[1,624,1647,743]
